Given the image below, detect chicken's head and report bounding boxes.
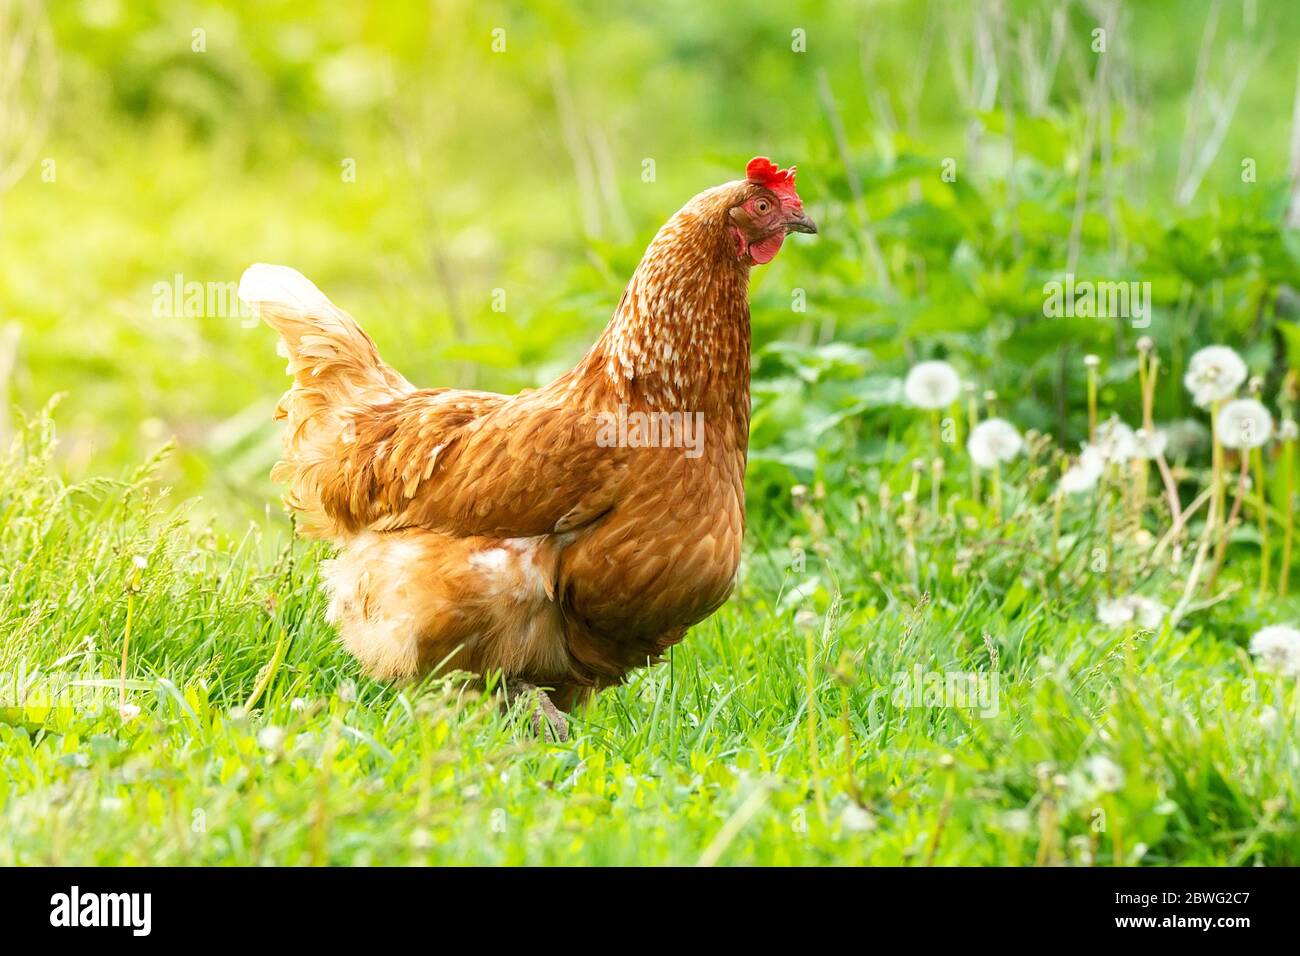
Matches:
[727,156,817,265]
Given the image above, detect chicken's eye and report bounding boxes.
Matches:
[755,199,771,214]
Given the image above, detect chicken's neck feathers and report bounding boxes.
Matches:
[574,184,753,423]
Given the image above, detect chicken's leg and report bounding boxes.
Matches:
[505,680,569,742]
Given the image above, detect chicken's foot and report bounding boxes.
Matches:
[505,680,569,742]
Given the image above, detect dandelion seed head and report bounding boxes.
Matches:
[1096,594,1166,629]
[1086,755,1125,793]
[903,360,962,410]
[1094,418,1138,463]
[1184,345,1247,407]
[967,418,1023,469]
[1096,597,1134,627]
[1216,398,1273,449]
[1133,427,1168,460]
[1249,625,1300,677]
[1002,809,1031,834]
[257,725,286,751]
[840,804,878,832]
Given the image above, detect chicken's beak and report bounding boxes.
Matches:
[785,210,818,235]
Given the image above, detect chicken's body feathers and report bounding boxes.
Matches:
[242,175,786,701]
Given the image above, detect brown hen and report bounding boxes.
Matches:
[239,157,815,730]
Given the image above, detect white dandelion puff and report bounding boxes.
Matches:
[1280,419,1299,442]
[1060,464,1099,494]
[1096,594,1166,629]
[1133,427,1168,460]
[1216,398,1273,450]
[903,360,962,410]
[1184,345,1247,408]
[1086,755,1125,793]
[1002,809,1031,834]
[1096,598,1134,627]
[1128,596,1167,629]
[257,725,286,751]
[968,418,1023,469]
[1094,418,1138,463]
[1249,625,1300,677]
[840,804,878,832]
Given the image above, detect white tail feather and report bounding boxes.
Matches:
[239,263,334,314]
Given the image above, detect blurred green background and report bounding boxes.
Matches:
[3,0,1300,524]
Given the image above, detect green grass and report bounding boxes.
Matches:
[3,407,1296,866]
[5,0,1300,866]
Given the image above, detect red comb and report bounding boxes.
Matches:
[745,156,802,210]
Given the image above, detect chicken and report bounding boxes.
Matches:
[238,157,815,735]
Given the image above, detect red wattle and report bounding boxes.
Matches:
[749,232,784,264]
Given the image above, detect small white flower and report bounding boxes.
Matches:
[1280,419,1299,442]
[131,555,148,570]
[840,804,878,832]
[967,418,1023,469]
[1094,419,1138,463]
[1128,596,1167,629]
[1096,594,1166,629]
[1084,354,1100,369]
[1086,755,1125,793]
[1216,398,1273,450]
[338,680,357,702]
[1060,461,1101,494]
[1060,466,1098,494]
[257,725,286,751]
[1184,346,1247,407]
[903,360,961,410]
[1096,597,1135,627]
[1002,809,1031,834]
[1249,625,1300,677]
[1133,427,1168,460]
[1259,706,1279,731]
[290,697,308,713]
[118,702,141,722]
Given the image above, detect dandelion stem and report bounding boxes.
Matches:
[1282,436,1295,593]
[119,593,133,713]
[1208,398,1228,582]
[1208,453,1249,593]
[1254,446,1270,600]
[804,619,827,824]
[1052,488,1064,561]
[991,464,1003,524]
[1086,361,1099,443]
